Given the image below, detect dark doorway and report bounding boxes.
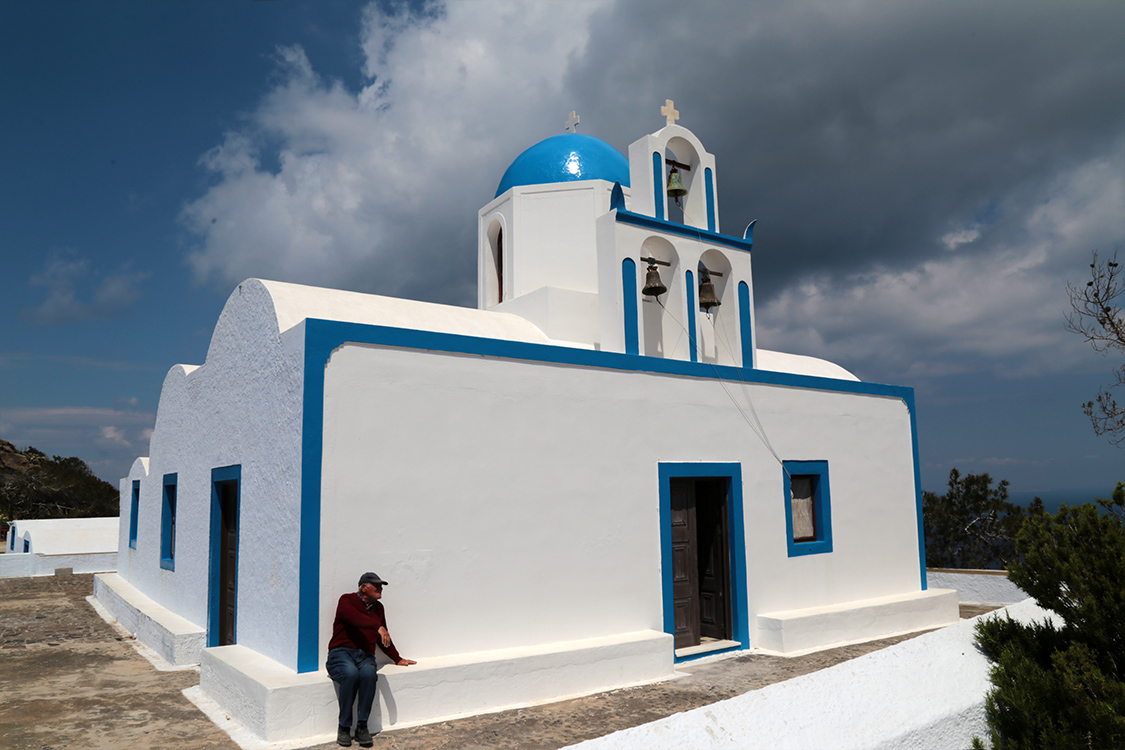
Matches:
[214,478,239,646]
[670,477,731,649]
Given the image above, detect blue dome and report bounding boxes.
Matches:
[495,133,630,198]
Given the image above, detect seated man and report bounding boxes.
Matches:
[327,572,416,747]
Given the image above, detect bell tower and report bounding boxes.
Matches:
[626,100,720,233]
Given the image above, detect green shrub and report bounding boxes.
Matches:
[975,499,1125,748]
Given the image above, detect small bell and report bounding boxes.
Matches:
[666,167,687,205]
[698,270,721,311]
[642,264,667,297]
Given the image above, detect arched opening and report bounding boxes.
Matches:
[486,218,504,307]
[639,237,682,359]
[697,249,735,365]
[663,137,702,227]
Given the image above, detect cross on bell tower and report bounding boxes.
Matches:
[661,99,679,126]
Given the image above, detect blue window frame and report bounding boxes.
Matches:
[783,460,832,556]
[160,473,177,571]
[128,480,140,550]
[23,539,30,553]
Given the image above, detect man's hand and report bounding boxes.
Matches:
[396,658,417,666]
[378,626,390,648]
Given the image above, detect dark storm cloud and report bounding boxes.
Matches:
[569,0,1125,293]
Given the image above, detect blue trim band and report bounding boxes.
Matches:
[622,258,639,355]
[783,460,833,557]
[658,463,748,662]
[208,464,241,648]
[911,399,928,589]
[738,281,753,368]
[652,152,664,221]
[705,168,715,232]
[685,270,698,363]
[297,318,923,672]
[613,209,752,253]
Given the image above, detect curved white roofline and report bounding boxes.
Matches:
[756,349,859,381]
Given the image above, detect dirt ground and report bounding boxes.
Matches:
[0,574,994,750]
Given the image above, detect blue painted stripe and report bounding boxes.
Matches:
[621,258,639,355]
[613,208,752,253]
[705,168,715,232]
[685,271,698,363]
[297,318,921,671]
[738,281,752,368]
[651,152,664,221]
[659,463,748,662]
[910,392,927,589]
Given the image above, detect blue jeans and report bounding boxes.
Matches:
[326,647,378,728]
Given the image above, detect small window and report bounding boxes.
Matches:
[160,474,177,571]
[783,461,832,557]
[129,480,140,549]
[23,539,30,553]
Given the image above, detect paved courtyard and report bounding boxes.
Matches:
[0,574,990,750]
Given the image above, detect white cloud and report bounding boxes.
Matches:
[757,146,1125,383]
[941,228,979,250]
[183,0,604,303]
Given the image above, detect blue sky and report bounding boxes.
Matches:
[2,0,1124,497]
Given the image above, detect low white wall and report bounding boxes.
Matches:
[0,551,116,578]
[93,572,205,666]
[756,588,959,654]
[200,630,674,744]
[927,569,1027,605]
[566,599,1054,750]
[0,553,32,577]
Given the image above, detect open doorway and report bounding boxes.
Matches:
[670,477,731,648]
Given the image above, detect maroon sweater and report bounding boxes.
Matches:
[327,592,403,663]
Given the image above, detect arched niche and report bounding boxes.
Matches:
[664,136,705,229]
[697,248,737,365]
[639,236,684,359]
[485,217,505,306]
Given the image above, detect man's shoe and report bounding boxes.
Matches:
[337,725,353,747]
[355,721,374,747]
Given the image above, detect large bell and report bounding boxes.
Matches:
[666,168,687,201]
[698,271,721,311]
[642,264,667,297]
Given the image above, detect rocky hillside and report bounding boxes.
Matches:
[1,440,118,525]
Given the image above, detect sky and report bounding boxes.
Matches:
[2,0,1123,497]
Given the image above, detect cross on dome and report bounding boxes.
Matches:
[661,99,679,126]
[565,110,580,133]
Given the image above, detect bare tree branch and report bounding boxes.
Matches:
[1067,251,1125,444]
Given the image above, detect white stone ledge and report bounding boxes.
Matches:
[199,629,675,746]
[756,588,960,655]
[926,569,1027,605]
[93,572,205,666]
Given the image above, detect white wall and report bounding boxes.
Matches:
[319,342,923,660]
[117,279,306,669]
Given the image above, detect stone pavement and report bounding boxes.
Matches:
[0,574,991,750]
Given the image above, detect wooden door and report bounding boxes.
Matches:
[217,481,238,646]
[696,479,730,641]
[670,478,700,649]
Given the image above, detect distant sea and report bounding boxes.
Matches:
[1007,487,1119,515]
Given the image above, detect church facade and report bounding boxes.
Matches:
[96,105,957,744]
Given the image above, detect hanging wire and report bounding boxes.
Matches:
[654,294,787,475]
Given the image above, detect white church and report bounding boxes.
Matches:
[95,103,958,745]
